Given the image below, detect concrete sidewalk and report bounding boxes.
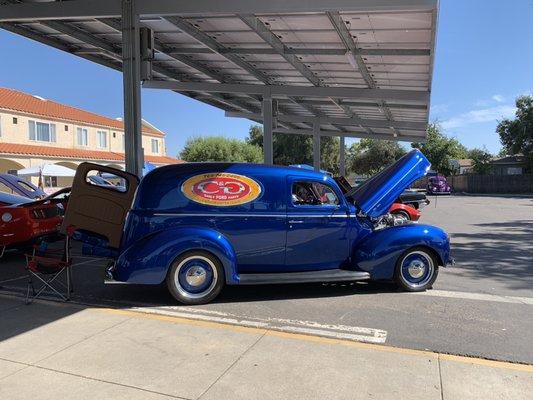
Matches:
[0,294,532,400]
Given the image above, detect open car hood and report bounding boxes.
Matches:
[348,150,430,218]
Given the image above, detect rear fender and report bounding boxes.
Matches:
[114,227,238,284]
[352,224,450,280]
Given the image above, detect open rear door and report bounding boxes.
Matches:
[60,163,139,248]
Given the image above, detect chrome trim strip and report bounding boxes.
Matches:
[152,212,350,218]
[153,213,285,218]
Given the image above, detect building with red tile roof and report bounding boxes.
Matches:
[0,87,181,187]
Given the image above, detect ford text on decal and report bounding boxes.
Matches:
[182,173,262,206]
[61,151,452,305]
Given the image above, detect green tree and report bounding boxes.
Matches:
[348,139,407,175]
[496,95,533,171]
[246,125,340,174]
[468,147,493,175]
[411,123,468,175]
[180,136,263,163]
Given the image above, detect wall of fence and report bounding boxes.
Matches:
[413,174,533,194]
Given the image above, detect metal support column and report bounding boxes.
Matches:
[262,95,273,165]
[313,122,321,172]
[339,136,346,176]
[122,0,143,176]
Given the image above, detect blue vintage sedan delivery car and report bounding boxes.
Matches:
[61,150,451,304]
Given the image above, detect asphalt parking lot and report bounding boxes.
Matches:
[1,195,532,364]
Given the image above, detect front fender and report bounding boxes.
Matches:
[353,224,450,280]
[113,227,238,285]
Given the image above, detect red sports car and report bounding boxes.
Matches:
[0,192,63,256]
[389,202,420,222]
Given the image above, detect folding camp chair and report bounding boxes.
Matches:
[25,227,75,305]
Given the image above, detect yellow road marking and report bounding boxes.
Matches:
[97,307,533,373]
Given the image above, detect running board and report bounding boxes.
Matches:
[239,269,370,285]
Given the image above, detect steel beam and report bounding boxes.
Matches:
[239,15,321,87]
[329,98,373,135]
[0,0,437,22]
[262,96,274,165]
[166,48,430,57]
[162,16,272,85]
[327,10,401,137]
[280,99,428,110]
[339,136,346,176]
[99,18,269,121]
[122,0,143,176]
[224,111,426,131]
[274,128,425,143]
[313,123,321,171]
[0,0,121,22]
[143,81,429,103]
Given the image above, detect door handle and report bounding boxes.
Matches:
[289,220,304,224]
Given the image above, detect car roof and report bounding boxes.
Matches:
[150,162,330,180]
[0,191,32,205]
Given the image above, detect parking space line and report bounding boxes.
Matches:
[127,306,388,344]
[414,289,533,305]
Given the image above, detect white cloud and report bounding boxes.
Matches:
[492,94,505,103]
[441,105,516,130]
[430,103,449,114]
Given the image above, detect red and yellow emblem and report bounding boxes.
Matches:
[181,173,262,206]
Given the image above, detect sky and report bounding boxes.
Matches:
[0,0,532,157]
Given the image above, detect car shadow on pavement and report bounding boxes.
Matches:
[449,220,533,292]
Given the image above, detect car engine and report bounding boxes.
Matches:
[373,213,411,230]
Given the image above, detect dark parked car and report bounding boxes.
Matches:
[0,174,45,199]
[427,176,452,195]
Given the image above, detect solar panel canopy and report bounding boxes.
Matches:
[0,0,439,142]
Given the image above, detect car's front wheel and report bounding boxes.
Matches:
[395,247,439,292]
[167,251,224,305]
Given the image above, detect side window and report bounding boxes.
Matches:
[292,181,339,206]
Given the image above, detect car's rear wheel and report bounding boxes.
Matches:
[395,247,439,292]
[167,251,224,305]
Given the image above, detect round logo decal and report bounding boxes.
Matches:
[181,173,262,206]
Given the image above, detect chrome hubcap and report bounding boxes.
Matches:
[400,250,434,288]
[174,255,218,300]
[185,266,207,287]
[407,260,426,278]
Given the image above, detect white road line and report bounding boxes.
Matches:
[130,306,388,344]
[414,289,533,305]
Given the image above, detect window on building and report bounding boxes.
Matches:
[122,134,125,151]
[77,127,88,146]
[291,181,339,206]
[13,117,17,124]
[112,132,116,138]
[151,138,159,154]
[65,125,69,131]
[29,120,56,142]
[97,130,107,148]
